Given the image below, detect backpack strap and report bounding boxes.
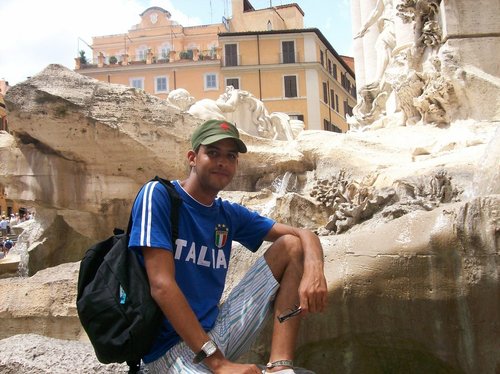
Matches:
[126,176,182,244]
[152,176,182,243]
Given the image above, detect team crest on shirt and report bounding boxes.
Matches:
[215,224,228,248]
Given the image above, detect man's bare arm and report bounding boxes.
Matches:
[264,223,328,314]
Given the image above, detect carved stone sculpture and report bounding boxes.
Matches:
[187,86,244,120]
[347,81,391,130]
[166,88,195,111]
[187,86,299,140]
[354,0,397,85]
[351,0,459,129]
[413,57,456,126]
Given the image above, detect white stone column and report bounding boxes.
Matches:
[351,0,365,94]
[351,0,379,89]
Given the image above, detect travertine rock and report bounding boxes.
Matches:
[0,196,498,373]
[0,334,127,373]
[0,40,498,372]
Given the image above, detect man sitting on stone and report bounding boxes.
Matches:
[129,120,328,373]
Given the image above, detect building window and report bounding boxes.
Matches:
[330,89,335,110]
[328,60,332,75]
[320,51,324,67]
[267,20,272,30]
[289,114,304,121]
[282,41,295,63]
[323,82,328,103]
[335,94,339,112]
[130,78,144,89]
[205,73,218,90]
[226,78,240,89]
[324,119,342,133]
[284,75,298,98]
[225,44,238,66]
[155,76,168,93]
[159,43,171,60]
[180,49,194,60]
[209,45,218,59]
[137,48,148,61]
[344,100,354,118]
[333,64,338,80]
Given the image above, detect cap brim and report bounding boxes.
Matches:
[200,134,247,153]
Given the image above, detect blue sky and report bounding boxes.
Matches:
[0,0,353,86]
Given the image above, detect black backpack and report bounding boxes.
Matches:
[76,177,181,372]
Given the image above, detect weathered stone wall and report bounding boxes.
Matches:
[0,196,498,373]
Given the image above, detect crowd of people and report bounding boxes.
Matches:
[0,211,34,259]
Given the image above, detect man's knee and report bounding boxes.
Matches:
[271,234,303,256]
[264,235,303,280]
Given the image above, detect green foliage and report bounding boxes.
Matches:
[79,50,88,65]
[179,50,194,60]
[109,56,118,64]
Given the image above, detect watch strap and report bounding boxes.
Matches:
[193,340,217,364]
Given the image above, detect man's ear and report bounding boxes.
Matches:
[187,150,196,167]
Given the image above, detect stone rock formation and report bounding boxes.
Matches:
[0,334,128,373]
[0,62,498,373]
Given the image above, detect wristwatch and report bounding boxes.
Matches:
[193,340,218,364]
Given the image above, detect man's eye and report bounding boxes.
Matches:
[228,153,237,160]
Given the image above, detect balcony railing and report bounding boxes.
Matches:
[75,49,220,70]
[221,52,303,67]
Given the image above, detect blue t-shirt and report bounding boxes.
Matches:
[129,180,275,363]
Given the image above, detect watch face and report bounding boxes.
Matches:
[193,340,218,363]
[205,340,217,355]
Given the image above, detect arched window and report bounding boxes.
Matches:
[267,20,272,31]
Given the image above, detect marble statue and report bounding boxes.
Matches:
[347,81,391,130]
[187,86,245,120]
[396,0,443,68]
[354,0,396,85]
[166,88,195,111]
[413,57,455,126]
[350,0,397,130]
[187,86,299,140]
[349,0,460,130]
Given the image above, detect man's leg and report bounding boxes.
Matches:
[143,256,280,373]
[264,235,304,372]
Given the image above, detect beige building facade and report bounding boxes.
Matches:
[76,0,356,133]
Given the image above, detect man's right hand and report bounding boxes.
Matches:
[205,354,262,374]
